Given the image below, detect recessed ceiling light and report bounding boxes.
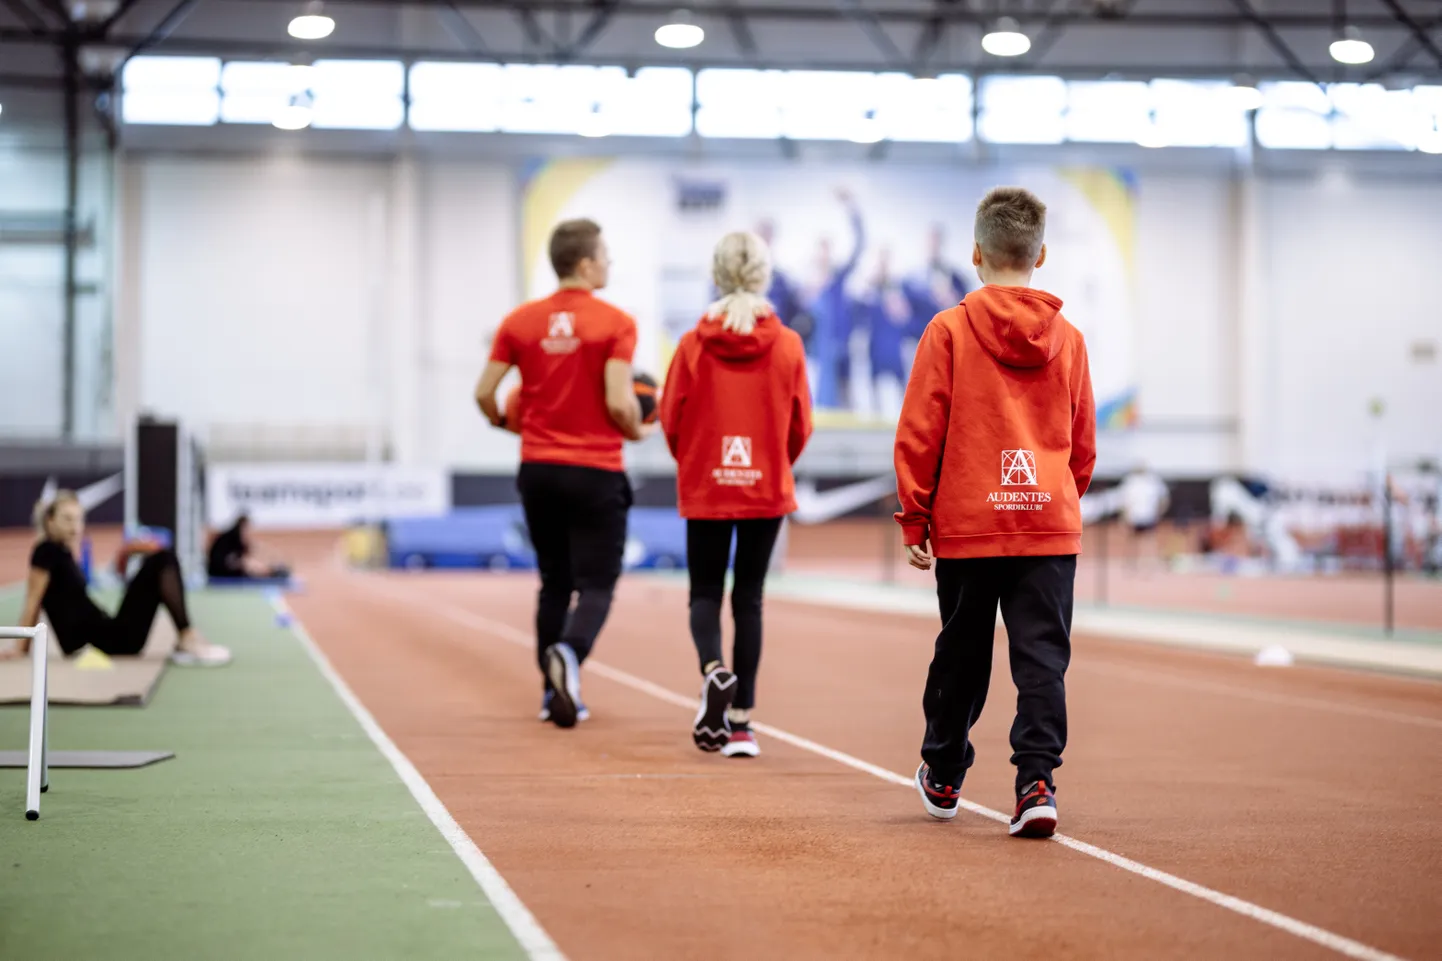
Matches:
[288,1,335,41]
[981,17,1030,58]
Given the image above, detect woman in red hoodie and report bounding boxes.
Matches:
[660,232,812,757]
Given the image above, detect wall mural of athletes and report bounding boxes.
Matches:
[520,158,1138,431]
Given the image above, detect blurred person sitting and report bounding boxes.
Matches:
[207,513,290,581]
[0,490,231,666]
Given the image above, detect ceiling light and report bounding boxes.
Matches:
[273,92,314,130]
[655,10,704,49]
[288,1,335,41]
[981,17,1031,58]
[1329,26,1374,65]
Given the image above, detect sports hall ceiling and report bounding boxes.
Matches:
[2,0,1441,85]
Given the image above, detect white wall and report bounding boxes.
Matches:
[1261,171,1442,483]
[1127,172,1238,475]
[420,161,522,469]
[123,152,520,467]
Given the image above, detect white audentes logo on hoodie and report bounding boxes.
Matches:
[989,449,1051,511]
[713,436,762,487]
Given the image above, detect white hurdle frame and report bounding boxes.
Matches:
[1,624,50,819]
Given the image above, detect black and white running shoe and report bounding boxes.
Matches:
[1010,780,1058,838]
[692,667,737,752]
[544,643,582,729]
[539,689,589,723]
[915,763,961,820]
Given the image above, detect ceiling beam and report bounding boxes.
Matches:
[125,0,205,61]
[438,0,492,55]
[1227,0,1324,86]
[1377,0,1442,69]
[4,25,1438,82]
[165,0,1421,30]
[0,0,49,35]
[720,1,757,60]
[561,0,617,60]
[835,0,907,68]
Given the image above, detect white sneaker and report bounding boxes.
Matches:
[170,643,233,667]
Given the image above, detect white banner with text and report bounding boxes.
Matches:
[207,464,450,529]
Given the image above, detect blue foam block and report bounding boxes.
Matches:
[207,576,298,591]
[383,505,691,571]
[387,506,535,570]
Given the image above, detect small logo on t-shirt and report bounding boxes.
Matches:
[542,312,580,354]
[713,436,762,487]
[1000,449,1038,487]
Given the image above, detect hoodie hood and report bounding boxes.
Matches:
[695,312,782,362]
[963,285,1065,369]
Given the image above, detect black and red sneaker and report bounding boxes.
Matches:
[915,763,961,820]
[1009,780,1058,838]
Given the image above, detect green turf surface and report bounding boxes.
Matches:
[0,591,528,961]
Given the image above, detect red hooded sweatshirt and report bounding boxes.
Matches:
[661,313,812,520]
[894,285,1096,559]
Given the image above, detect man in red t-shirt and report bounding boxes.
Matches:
[475,219,646,729]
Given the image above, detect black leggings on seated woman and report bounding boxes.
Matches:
[686,517,783,711]
[101,550,193,655]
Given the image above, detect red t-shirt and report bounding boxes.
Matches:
[660,313,812,520]
[490,288,638,473]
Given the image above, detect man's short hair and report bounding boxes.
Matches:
[974,187,1047,270]
[549,218,602,278]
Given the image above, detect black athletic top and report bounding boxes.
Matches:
[207,524,246,578]
[29,540,108,654]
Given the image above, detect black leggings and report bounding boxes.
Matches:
[98,550,193,656]
[686,517,783,711]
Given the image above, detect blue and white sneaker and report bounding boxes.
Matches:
[543,643,582,729]
[1010,779,1058,838]
[539,689,589,723]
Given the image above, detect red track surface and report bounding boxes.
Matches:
[289,565,1442,961]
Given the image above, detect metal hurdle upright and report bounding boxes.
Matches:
[1,624,50,819]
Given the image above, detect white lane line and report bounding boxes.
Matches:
[1075,660,1442,730]
[386,585,1407,961]
[267,593,567,961]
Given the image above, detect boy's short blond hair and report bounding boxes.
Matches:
[974,187,1047,270]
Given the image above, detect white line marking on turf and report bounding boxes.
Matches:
[267,594,567,961]
[387,586,1408,961]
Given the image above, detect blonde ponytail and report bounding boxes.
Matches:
[33,489,79,542]
[706,231,774,335]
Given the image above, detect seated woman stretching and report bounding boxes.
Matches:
[0,490,231,666]
[207,513,290,581]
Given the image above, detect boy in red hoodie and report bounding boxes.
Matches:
[894,187,1096,838]
[660,231,812,758]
